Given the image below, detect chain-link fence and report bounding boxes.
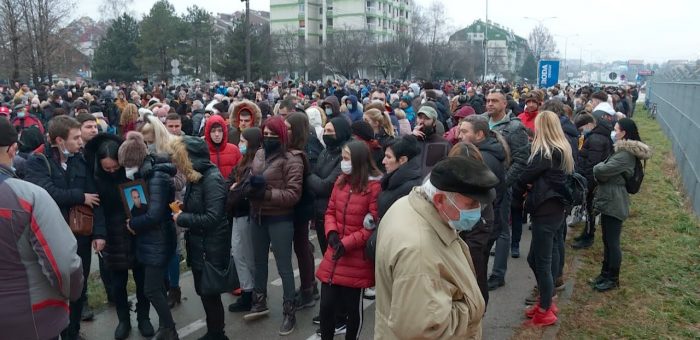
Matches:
[647,80,700,215]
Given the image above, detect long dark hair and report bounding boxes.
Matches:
[236,127,262,180]
[286,112,309,151]
[337,140,382,193]
[96,140,120,170]
[617,118,641,142]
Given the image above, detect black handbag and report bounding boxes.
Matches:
[200,236,239,296]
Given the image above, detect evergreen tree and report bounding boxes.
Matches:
[215,19,271,80]
[520,52,538,81]
[91,14,140,81]
[137,0,184,80]
[182,6,214,78]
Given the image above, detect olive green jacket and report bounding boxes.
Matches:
[593,139,652,221]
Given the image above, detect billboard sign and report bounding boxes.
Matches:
[538,60,560,88]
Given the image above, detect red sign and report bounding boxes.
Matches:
[638,70,654,76]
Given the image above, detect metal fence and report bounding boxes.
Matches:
[647,80,700,215]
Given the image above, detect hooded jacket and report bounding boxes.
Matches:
[227,100,262,144]
[578,120,613,186]
[593,139,652,221]
[377,156,422,218]
[205,115,242,179]
[346,95,363,122]
[375,188,485,339]
[307,117,352,220]
[0,171,84,340]
[322,96,351,124]
[128,155,177,266]
[172,136,231,271]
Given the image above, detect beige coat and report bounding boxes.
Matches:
[374,187,485,340]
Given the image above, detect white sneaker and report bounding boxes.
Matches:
[315,322,347,336]
[363,287,376,300]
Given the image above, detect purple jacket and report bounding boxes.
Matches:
[0,167,83,340]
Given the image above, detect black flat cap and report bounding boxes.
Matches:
[431,157,499,203]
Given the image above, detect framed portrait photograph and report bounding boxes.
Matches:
[119,179,150,219]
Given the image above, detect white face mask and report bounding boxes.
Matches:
[125,166,139,180]
[340,160,352,175]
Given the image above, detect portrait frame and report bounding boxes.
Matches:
[118,179,150,219]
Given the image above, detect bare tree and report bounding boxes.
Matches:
[99,0,134,22]
[0,0,22,82]
[272,27,303,76]
[528,24,557,61]
[324,27,370,79]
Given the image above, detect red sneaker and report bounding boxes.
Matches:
[525,302,559,318]
[526,307,558,327]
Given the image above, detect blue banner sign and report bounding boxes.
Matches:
[538,60,560,88]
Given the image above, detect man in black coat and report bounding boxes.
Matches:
[573,111,614,249]
[24,116,106,340]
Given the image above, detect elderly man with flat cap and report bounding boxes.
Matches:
[374,156,499,340]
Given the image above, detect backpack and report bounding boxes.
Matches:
[565,172,588,207]
[624,158,645,194]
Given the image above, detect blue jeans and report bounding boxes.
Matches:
[167,249,180,288]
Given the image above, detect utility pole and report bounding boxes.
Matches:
[209,37,213,82]
[243,0,251,82]
[483,0,488,82]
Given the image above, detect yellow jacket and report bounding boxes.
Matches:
[374,187,485,340]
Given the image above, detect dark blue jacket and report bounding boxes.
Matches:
[129,155,176,266]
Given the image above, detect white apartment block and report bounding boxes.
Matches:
[270,0,411,46]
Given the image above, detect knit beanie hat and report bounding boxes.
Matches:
[118,131,148,168]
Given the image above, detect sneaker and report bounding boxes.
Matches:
[487,276,505,291]
[312,315,320,325]
[81,307,95,321]
[510,245,520,258]
[526,307,558,327]
[295,288,316,310]
[594,278,619,292]
[363,287,376,300]
[315,321,348,336]
[279,301,296,336]
[525,286,539,305]
[525,302,559,318]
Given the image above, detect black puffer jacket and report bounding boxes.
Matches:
[577,121,613,186]
[560,115,580,164]
[177,137,231,271]
[477,134,508,227]
[377,157,422,219]
[307,117,351,220]
[513,149,570,215]
[87,134,135,271]
[129,155,177,267]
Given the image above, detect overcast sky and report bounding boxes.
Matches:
[74,0,698,63]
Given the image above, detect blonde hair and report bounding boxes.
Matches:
[529,111,574,174]
[168,136,203,182]
[119,103,139,126]
[394,108,406,120]
[364,108,395,137]
[139,114,173,154]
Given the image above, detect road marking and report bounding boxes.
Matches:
[304,299,375,340]
[271,258,322,286]
[177,318,206,338]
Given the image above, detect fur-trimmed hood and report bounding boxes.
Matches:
[230,100,262,129]
[615,139,652,160]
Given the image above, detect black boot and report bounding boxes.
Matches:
[594,268,620,292]
[154,326,179,340]
[243,291,269,321]
[167,287,181,308]
[589,261,609,286]
[228,291,252,312]
[197,330,229,340]
[114,320,131,340]
[295,287,316,310]
[279,300,296,336]
[138,319,155,337]
[572,232,594,249]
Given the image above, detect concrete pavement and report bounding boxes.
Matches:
[81,226,539,339]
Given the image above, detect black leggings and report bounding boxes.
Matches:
[319,283,363,340]
[144,265,175,329]
[528,211,565,310]
[601,214,623,272]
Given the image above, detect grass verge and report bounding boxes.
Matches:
[514,107,700,339]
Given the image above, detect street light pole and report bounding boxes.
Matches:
[483,0,488,82]
[242,0,251,82]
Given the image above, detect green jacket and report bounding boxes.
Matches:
[593,139,652,221]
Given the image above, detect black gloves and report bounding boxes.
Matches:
[250,175,266,188]
[247,175,267,199]
[327,231,345,260]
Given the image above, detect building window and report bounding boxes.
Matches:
[320,23,323,29]
[327,18,333,26]
[299,20,305,28]
[319,7,323,14]
[299,3,305,12]
[319,36,323,44]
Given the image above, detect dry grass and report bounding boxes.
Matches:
[514,108,700,339]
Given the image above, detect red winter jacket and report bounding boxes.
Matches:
[205,115,242,179]
[518,110,539,132]
[316,176,381,288]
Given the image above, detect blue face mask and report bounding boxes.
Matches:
[446,195,482,232]
[325,108,333,117]
[239,144,247,155]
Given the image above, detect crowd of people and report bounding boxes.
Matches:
[0,77,649,340]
